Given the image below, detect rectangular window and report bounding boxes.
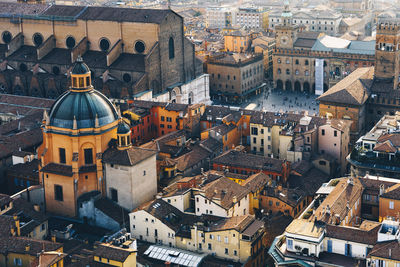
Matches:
[334,130,337,137]
[161,116,165,121]
[287,239,293,250]
[59,148,66,164]
[260,129,264,134]
[14,258,22,266]
[110,188,118,202]
[251,127,258,135]
[160,124,165,128]
[253,137,257,144]
[208,243,212,250]
[225,248,229,255]
[322,129,325,136]
[224,237,229,244]
[390,201,395,209]
[54,185,63,201]
[84,148,93,165]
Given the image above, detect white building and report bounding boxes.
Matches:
[268,8,342,36]
[206,7,232,29]
[103,122,158,211]
[134,74,211,105]
[232,7,265,29]
[130,199,178,247]
[194,177,250,217]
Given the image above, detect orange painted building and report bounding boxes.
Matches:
[379,184,400,222]
[128,101,188,141]
[259,186,307,218]
[38,58,119,217]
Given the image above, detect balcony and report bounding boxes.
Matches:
[348,148,400,173]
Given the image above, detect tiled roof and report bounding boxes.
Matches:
[378,133,400,147]
[208,123,236,136]
[78,6,174,24]
[325,224,380,245]
[289,167,329,196]
[264,186,305,207]
[199,137,223,153]
[368,240,400,261]
[317,67,373,106]
[381,184,400,200]
[0,236,62,256]
[200,176,250,210]
[359,178,396,197]
[311,178,363,224]
[6,159,39,180]
[5,197,49,236]
[138,199,198,232]
[209,215,255,232]
[41,163,73,177]
[93,243,133,263]
[175,145,211,172]
[373,140,397,153]
[329,119,352,132]
[102,147,156,166]
[0,127,43,160]
[241,172,270,193]
[212,149,284,173]
[1,3,177,24]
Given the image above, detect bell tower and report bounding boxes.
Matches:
[374,19,400,89]
[275,0,299,49]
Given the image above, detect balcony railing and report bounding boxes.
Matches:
[348,148,400,172]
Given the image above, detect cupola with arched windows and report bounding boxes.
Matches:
[70,56,92,91]
[117,119,132,150]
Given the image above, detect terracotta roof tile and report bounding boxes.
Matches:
[317,67,373,105]
[200,176,250,210]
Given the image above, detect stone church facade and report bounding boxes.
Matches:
[0,2,209,104]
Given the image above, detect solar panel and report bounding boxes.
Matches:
[145,245,205,267]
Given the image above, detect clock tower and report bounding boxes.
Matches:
[275,0,300,49]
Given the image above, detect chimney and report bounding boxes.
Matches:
[380,184,385,195]
[233,196,237,203]
[51,235,56,243]
[25,244,30,252]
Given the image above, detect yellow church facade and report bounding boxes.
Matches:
[38,58,119,217]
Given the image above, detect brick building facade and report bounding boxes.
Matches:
[0,2,207,104]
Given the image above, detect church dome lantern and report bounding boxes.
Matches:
[70,56,92,91]
[117,120,132,150]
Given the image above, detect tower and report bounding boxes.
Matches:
[374,19,400,90]
[275,0,299,49]
[38,57,119,217]
[116,120,132,150]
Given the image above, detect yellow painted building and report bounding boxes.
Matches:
[93,243,136,267]
[368,240,400,267]
[38,58,119,217]
[224,30,251,53]
[177,215,265,265]
[228,172,271,215]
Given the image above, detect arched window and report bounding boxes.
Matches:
[169,37,175,59]
[295,70,299,75]
[277,68,281,74]
[277,58,281,64]
[295,59,299,65]
[286,69,290,75]
[305,60,309,66]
